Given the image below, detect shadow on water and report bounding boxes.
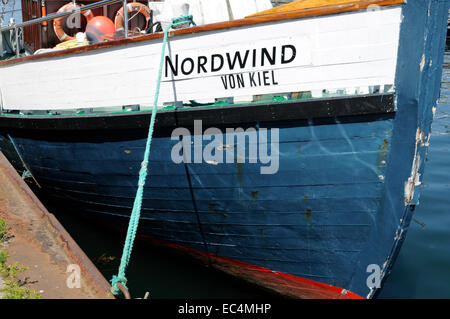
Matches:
[36,196,279,299]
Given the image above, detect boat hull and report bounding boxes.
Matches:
[0,95,399,299]
[0,0,449,299]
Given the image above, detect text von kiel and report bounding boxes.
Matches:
[164,44,297,89]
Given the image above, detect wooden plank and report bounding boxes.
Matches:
[249,0,403,17]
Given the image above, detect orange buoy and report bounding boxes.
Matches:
[85,16,116,44]
[53,2,94,42]
[114,2,151,32]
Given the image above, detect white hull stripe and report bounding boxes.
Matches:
[0,7,402,111]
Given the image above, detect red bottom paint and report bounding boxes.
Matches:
[134,233,364,299]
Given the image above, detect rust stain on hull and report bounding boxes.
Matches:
[0,151,113,299]
[305,209,312,225]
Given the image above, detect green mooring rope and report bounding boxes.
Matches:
[110,15,196,297]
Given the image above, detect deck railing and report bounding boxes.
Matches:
[0,0,129,57]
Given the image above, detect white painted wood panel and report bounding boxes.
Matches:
[0,6,402,111]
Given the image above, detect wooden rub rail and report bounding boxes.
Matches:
[0,0,405,67]
[0,151,113,299]
[248,0,405,17]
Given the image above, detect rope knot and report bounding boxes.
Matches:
[111,275,128,295]
[171,15,196,28]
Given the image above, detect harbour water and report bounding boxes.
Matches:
[377,50,450,299]
[37,50,450,299]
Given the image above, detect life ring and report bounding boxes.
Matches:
[114,2,151,32]
[53,3,94,42]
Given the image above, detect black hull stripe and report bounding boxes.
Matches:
[0,94,394,136]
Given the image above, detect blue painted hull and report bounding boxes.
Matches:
[0,0,449,299]
[0,112,395,298]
